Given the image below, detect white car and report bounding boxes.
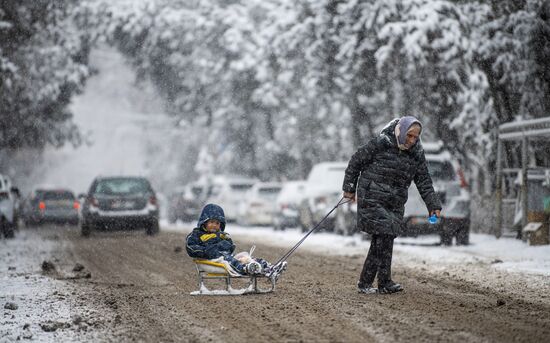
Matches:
[298,162,348,232]
[206,175,258,222]
[273,180,307,230]
[0,174,20,238]
[237,182,282,226]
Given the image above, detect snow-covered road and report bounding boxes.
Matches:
[2,223,549,342]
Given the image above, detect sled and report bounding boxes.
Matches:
[190,258,281,296]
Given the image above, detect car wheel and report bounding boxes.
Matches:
[146,220,160,236]
[24,217,34,228]
[81,223,92,237]
[299,207,313,233]
[334,211,344,235]
[455,220,470,245]
[335,210,354,236]
[5,226,15,238]
[2,219,15,239]
[440,220,454,246]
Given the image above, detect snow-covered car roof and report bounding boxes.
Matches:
[211,174,258,185]
[250,181,282,191]
[277,180,307,204]
[245,182,282,201]
[302,162,347,198]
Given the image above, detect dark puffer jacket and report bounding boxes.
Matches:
[342,119,442,236]
[185,204,235,259]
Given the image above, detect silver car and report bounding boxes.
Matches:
[23,188,79,226]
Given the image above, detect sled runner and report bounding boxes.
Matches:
[190,258,287,296]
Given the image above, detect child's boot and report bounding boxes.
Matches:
[244,261,262,275]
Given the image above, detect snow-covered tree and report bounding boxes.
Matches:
[74,0,549,189]
[0,1,90,155]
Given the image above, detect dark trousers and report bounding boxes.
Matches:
[359,234,395,287]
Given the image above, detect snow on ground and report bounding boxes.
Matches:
[163,220,550,278]
[0,230,110,342]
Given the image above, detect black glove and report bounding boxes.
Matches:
[218,240,233,252]
[204,244,221,259]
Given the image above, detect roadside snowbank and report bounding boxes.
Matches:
[0,230,109,342]
[163,220,550,277]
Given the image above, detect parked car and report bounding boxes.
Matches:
[167,182,211,223]
[273,180,307,230]
[237,182,282,226]
[206,175,257,222]
[0,174,20,238]
[167,186,189,223]
[80,176,160,236]
[405,143,470,245]
[23,188,79,226]
[334,199,357,237]
[334,142,471,245]
[298,162,348,232]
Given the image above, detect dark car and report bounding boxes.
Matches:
[80,176,159,236]
[23,188,79,226]
[1,174,21,237]
[167,182,211,224]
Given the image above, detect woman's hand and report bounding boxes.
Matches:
[343,192,355,200]
[429,209,441,218]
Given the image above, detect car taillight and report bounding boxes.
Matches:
[149,195,157,206]
[73,201,80,210]
[90,197,99,207]
[39,201,46,210]
[457,168,468,188]
[280,203,288,210]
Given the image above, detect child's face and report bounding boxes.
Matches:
[204,219,221,233]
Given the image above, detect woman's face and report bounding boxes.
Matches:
[404,125,421,149]
[205,219,221,232]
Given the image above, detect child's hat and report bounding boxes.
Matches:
[197,203,226,230]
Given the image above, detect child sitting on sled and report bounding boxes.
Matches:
[186,203,284,276]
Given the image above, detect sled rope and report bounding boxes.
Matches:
[273,196,352,266]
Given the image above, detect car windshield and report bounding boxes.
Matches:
[95,178,151,195]
[191,187,204,196]
[42,191,75,200]
[427,161,456,181]
[258,187,281,200]
[230,184,253,192]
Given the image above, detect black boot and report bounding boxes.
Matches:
[378,280,403,294]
